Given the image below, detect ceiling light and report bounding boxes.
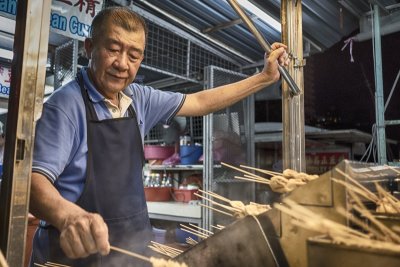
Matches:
[236,0,281,32]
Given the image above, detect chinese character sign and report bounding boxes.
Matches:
[1,0,103,41]
[0,66,11,98]
[51,0,103,41]
[306,151,350,175]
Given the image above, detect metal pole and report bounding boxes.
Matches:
[372,4,387,164]
[227,0,301,96]
[281,0,306,172]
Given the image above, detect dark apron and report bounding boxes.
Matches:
[30,73,152,267]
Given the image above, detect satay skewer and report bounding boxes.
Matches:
[221,162,266,181]
[110,246,151,263]
[198,203,233,217]
[240,164,282,176]
[335,168,379,203]
[189,223,214,235]
[34,262,71,267]
[186,237,198,245]
[194,192,242,213]
[198,189,231,203]
[180,224,210,239]
[46,263,71,267]
[234,175,271,185]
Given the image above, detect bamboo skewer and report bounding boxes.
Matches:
[276,199,370,239]
[243,174,271,183]
[336,207,386,241]
[34,263,71,267]
[198,202,233,217]
[149,242,182,258]
[221,162,267,181]
[332,178,378,204]
[180,224,210,239]
[335,168,379,203]
[234,175,271,185]
[110,245,151,263]
[198,189,231,203]
[375,182,400,204]
[186,237,198,245]
[211,224,225,231]
[240,164,282,176]
[385,164,400,175]
[46,263,71,267]
[150,242,183,254]
[189,223,214,235]
[194,192,242,213]
[352,204,400,243]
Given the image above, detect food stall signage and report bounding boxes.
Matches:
[0,66,11,98]
[0,0,17,15]
[50,0,103,41]
[0,0,103,41]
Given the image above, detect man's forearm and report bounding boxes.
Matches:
[30,172,84,230]
[178,72,273,117]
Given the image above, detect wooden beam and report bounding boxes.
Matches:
[0,0,51,266]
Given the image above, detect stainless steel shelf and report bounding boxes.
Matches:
[147,201,201,224]
[145,164,204,171]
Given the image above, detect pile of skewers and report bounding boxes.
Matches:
[110,246,188,267]
[334,168,400,214]
[34,247,188,267]
[222,162,319,193]
[194,189,271,218]
[274,167,400,253]
[275,198,400,253]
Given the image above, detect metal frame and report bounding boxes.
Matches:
[0,1,51,266]
[372,4,387,164]
[281,0,306,171]
[203,65,254,231]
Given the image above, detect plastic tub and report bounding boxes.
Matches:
[173,189,199,203]
[153,227,167,244]
[179,145,203,165]
[144,187,172,201]
[144,145,175,160]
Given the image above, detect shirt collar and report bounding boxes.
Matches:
[80,67,134,102]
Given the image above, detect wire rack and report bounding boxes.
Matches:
[143,20,240,80]
[54,39,78,90]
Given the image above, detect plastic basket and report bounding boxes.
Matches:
[180,145,203,165]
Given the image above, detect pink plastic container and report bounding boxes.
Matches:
[144,145,175,160]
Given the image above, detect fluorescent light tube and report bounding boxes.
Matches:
[236,0,281,32]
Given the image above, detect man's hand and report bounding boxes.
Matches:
[30,172,110,260]
[59,212,110,259]
[262,42,290,83]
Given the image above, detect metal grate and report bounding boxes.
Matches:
[145,20,188,76]
[203,66,255,229]
[144,116,203,145]
[142,19,239,80]
[54,39,78,90]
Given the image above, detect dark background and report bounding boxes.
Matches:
[256,30,400,141]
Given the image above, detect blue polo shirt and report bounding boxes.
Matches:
[32,68,185,202]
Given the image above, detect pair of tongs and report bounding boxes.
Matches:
[227,0,301,96]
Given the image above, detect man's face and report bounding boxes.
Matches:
[84,24,145,99]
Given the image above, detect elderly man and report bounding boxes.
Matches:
[29,6,289,267]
